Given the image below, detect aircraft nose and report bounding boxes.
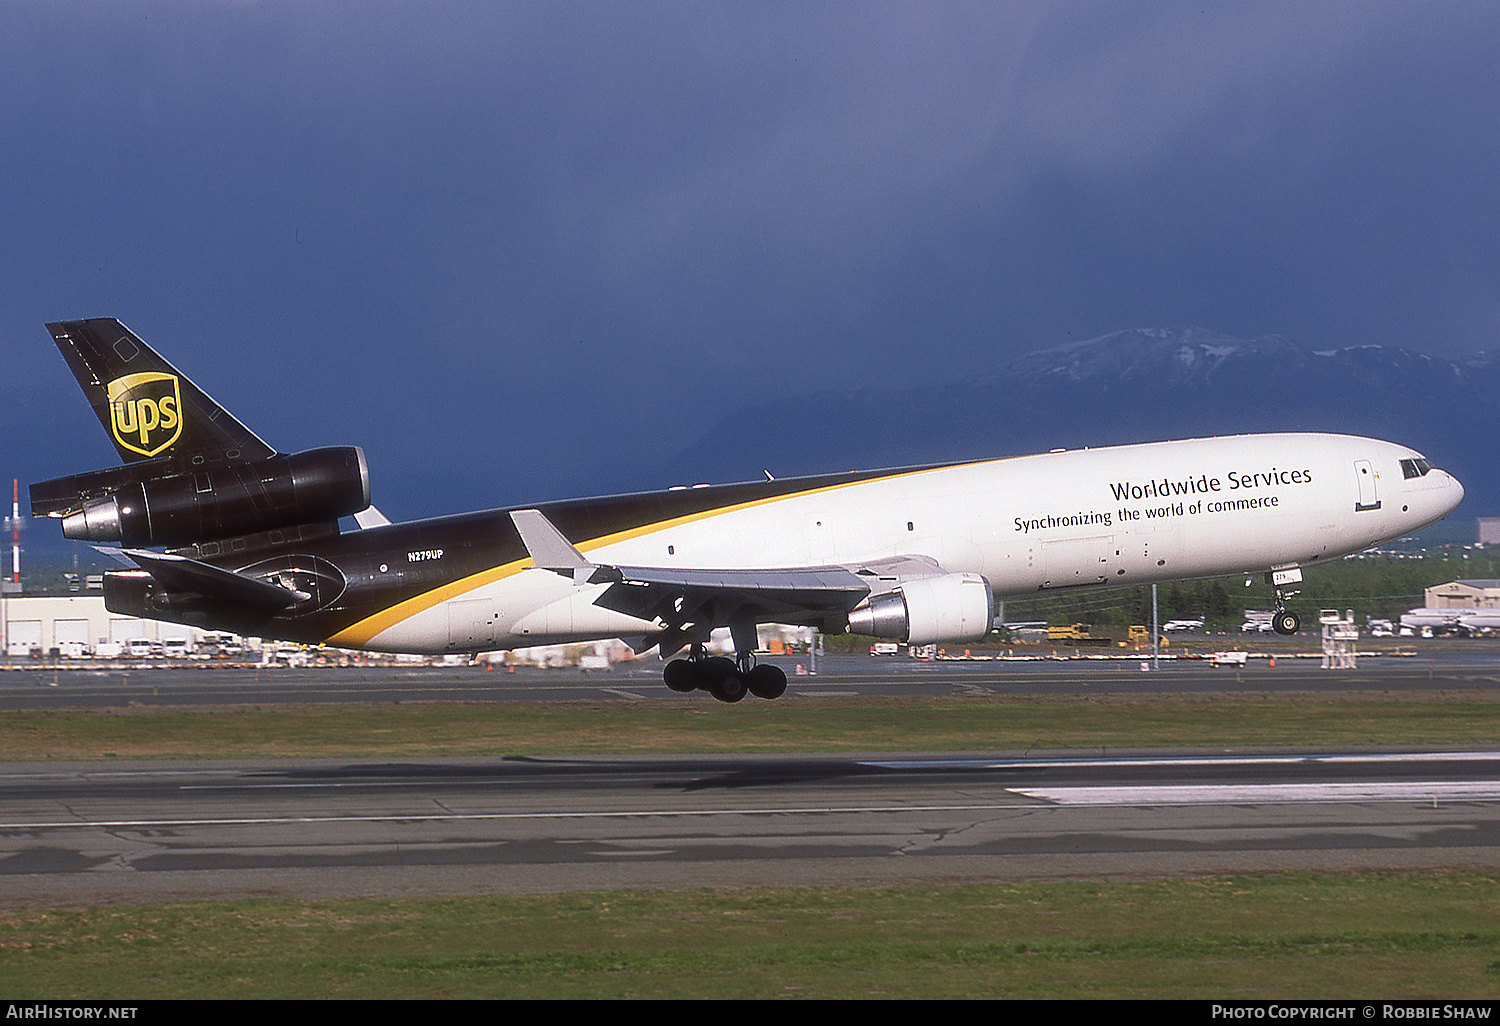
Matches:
[1446,471,1466,512]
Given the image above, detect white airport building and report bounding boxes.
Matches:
[1479,519,1500,546]
[0,589,814,665]
[0,593,198,657]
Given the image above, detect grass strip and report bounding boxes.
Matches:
[2,692,1499,761]
[4,872,1499,998]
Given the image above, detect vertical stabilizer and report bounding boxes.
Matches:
[46,319,276,465]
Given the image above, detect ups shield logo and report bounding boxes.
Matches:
[107,372,183,457]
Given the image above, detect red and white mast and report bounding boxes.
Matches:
[9,479,19,583]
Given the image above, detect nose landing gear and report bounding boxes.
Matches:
[1272,588,1302,635]
[1266,567,1304,636]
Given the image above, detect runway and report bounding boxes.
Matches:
[5,650,1500,709]
[4,749,1499,906]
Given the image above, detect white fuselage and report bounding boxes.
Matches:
[359,433,1464,653]
[1401,609,1500,630]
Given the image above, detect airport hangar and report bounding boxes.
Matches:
[0,592,198,654]
[1425,579,1500,609]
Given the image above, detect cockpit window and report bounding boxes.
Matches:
[1401,458,1432,479]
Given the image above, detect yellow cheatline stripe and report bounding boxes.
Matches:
[568,461,969,555]
[327,556,532,648]
[325,459,988,648]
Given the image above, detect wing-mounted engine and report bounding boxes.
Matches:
[846,572,995,645]
[31,446,370,549]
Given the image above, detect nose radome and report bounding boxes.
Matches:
[1448,471,1466,510]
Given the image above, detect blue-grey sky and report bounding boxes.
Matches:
[4,1,1498,519]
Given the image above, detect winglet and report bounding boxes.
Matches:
[509,509,595,582]
[353,505,392,529]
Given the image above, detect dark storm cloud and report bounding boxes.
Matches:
[2,2,1497,518]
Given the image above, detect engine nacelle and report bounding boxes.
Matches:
[61,447,370,548]
[846,573,994,645]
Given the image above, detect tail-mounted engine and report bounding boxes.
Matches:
[31,446,370,549]
[846,572,994,645]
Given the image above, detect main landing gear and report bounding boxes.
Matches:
[1272,589,1301,636]
[662,645,788,702]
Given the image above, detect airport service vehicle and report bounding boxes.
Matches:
[30,320,1465,702]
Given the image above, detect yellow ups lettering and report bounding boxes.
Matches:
[113,398,137,436]
[136,398,160,443]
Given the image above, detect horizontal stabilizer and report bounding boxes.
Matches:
[90,545,135,566]
[122,549,309,609]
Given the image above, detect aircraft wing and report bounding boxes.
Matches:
[590,563,874,624]
[509,509,948,649]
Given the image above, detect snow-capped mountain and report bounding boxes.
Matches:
[665,327,1498,518]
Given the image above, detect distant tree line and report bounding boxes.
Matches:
[1001,548,1500,630]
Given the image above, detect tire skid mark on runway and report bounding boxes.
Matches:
[859,751,1500,771]
[1014,781,1500,806]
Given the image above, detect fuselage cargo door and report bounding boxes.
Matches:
[1039,534,1116,589]
[805,512,835,564]
[1354,460,1381,512]
[448,597,499,652]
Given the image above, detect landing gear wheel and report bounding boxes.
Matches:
[709,671,748,703]
[747,664,787,700]
[1273,610,1300,635]
[696,657,744,703]
[663,659,700,693]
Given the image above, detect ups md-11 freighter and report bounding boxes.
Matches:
[31,320,1464,702]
